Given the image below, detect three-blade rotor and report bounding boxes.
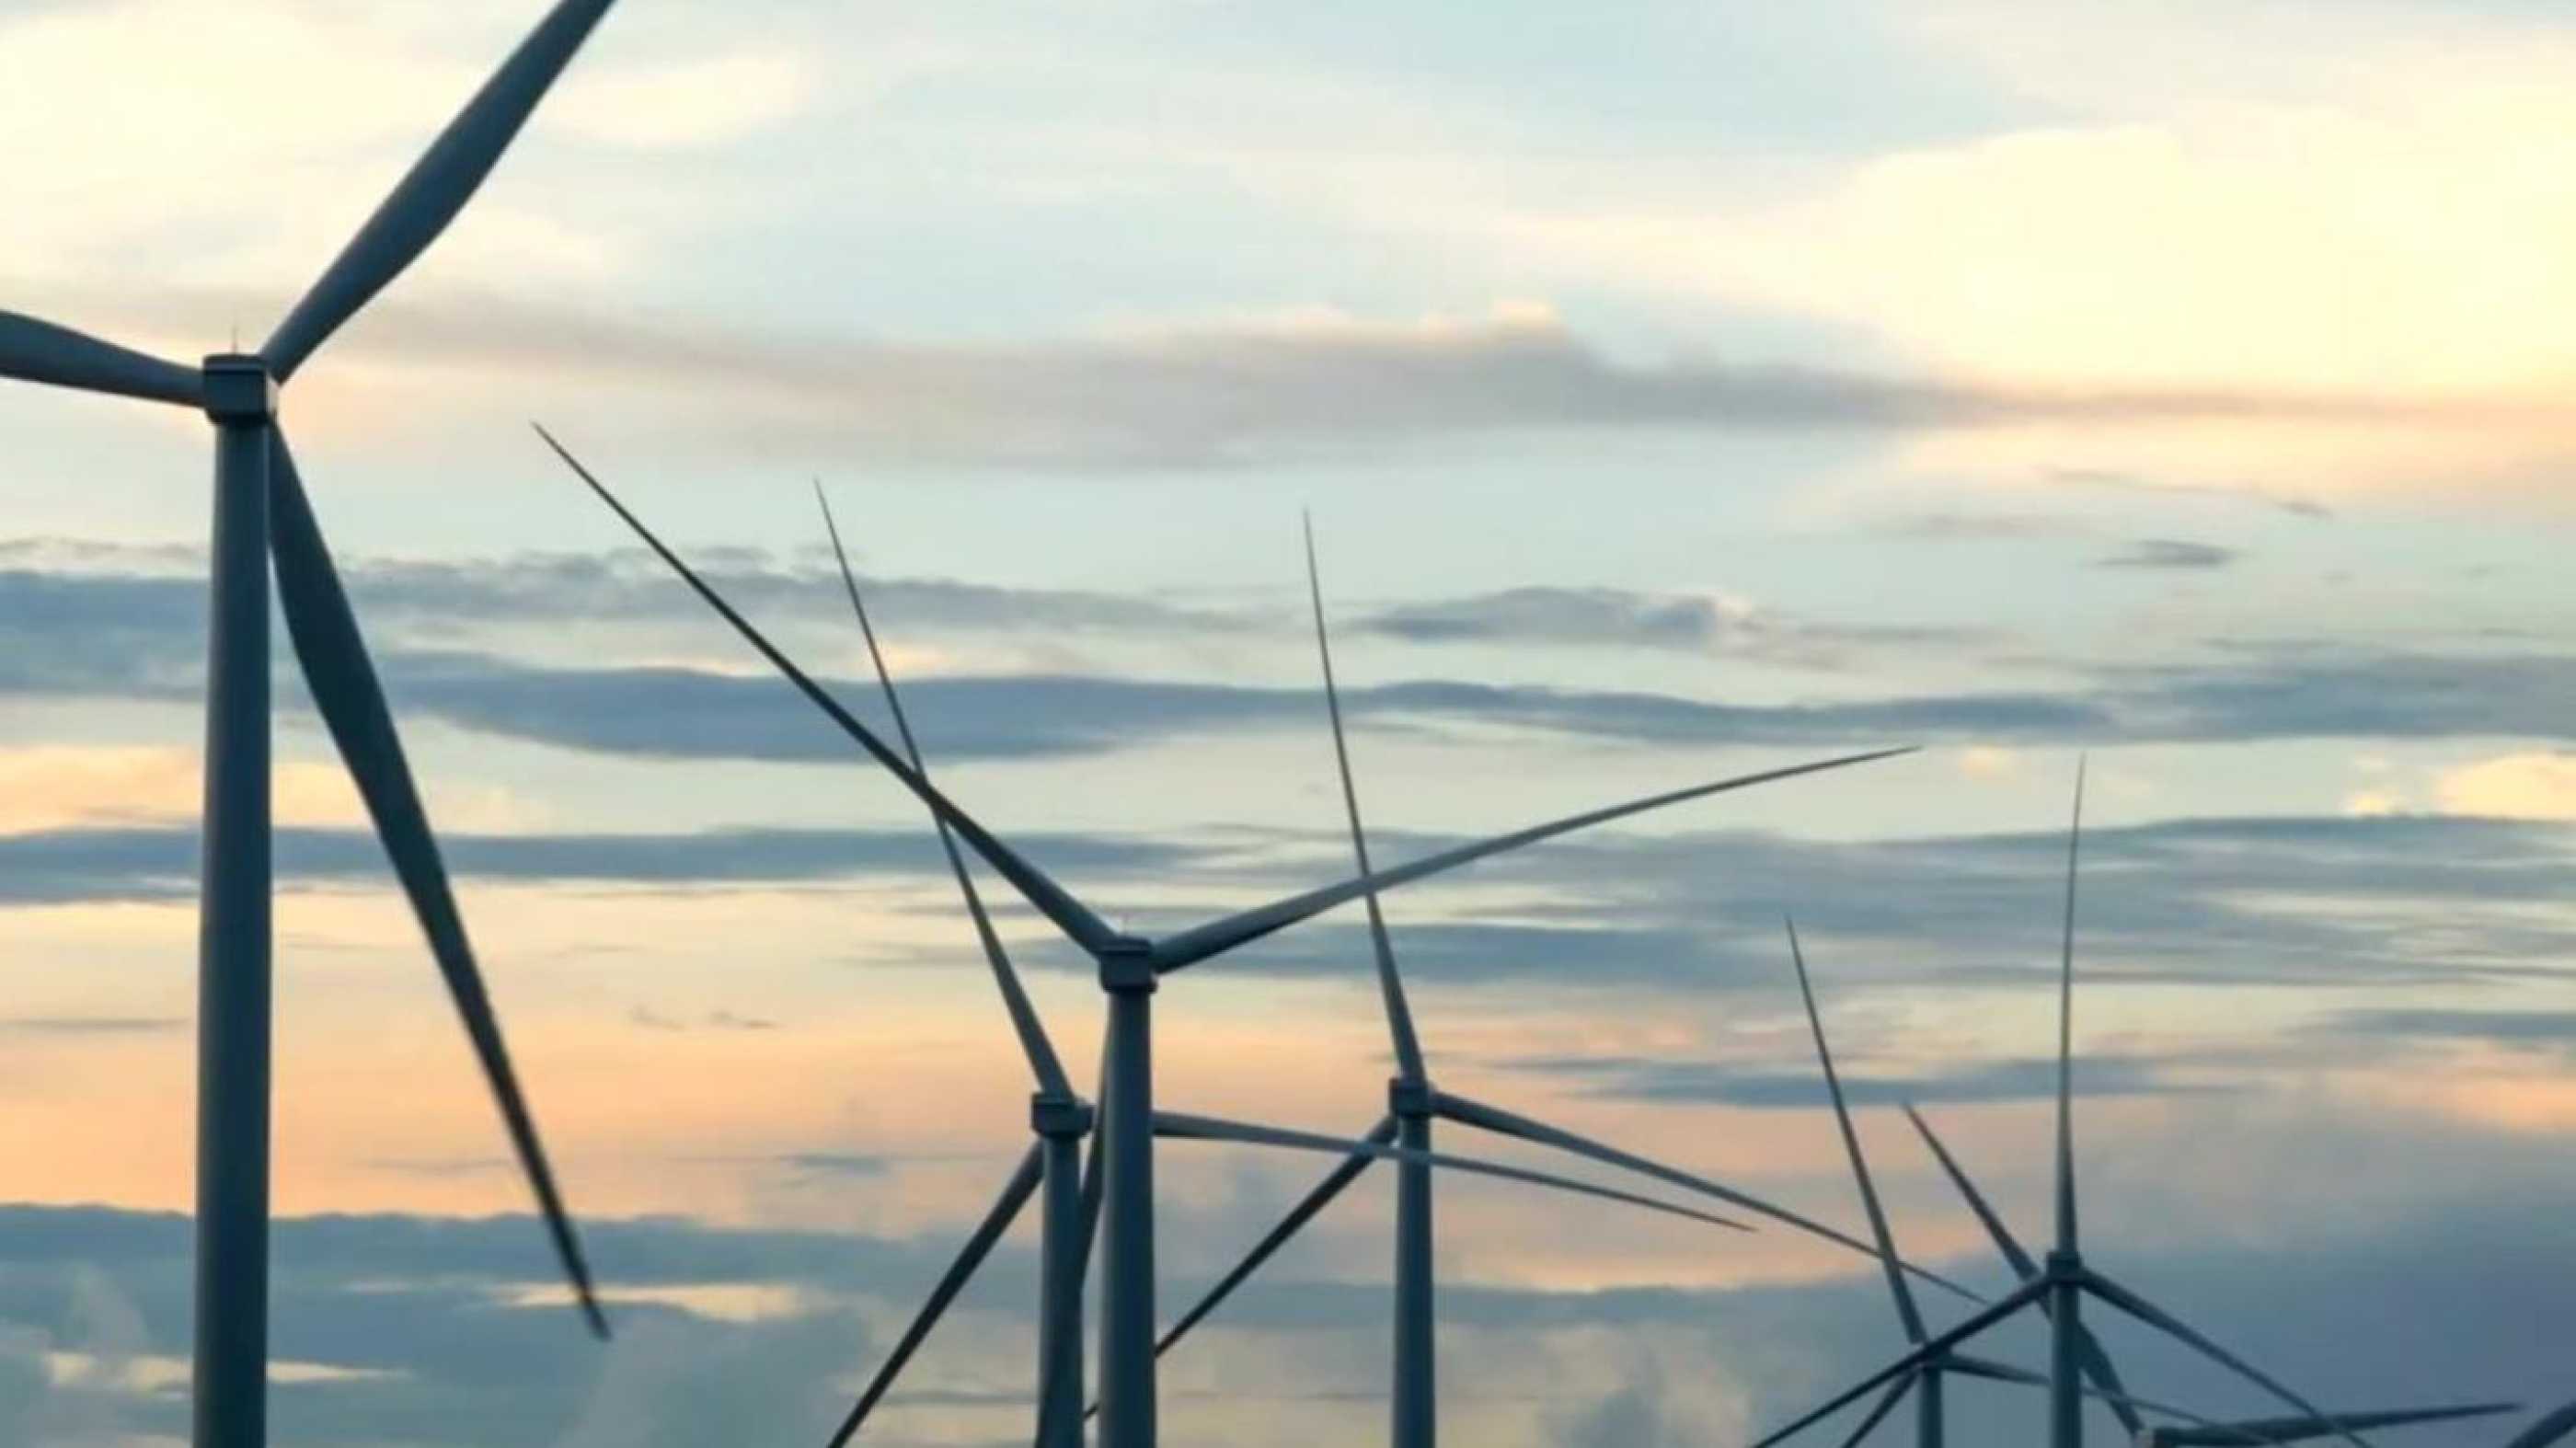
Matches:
[0,0,627,1339]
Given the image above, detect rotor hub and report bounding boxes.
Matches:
[1030,1093,1095,1138]
[1097,937,1156,993]
[1386,1076,1435,1118]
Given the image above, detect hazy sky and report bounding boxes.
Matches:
[5,1,2575,1444]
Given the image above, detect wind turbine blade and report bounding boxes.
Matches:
[2080,1270,2372,1448]
[1432,1090,1976,1301]
[1153,1111,1751,1231]
[261,0,617,379]
[1075,1015,1110,1274]
[2146,1405,2519,1447]
[2505,1400,2576,1448]
[1832,1372,1917,1448]
[1151,745,1918,973]
[1902,1103,2041,1282]
[1303,515,1427,1084]
[814,483,1072,1099]
[2054,757,2085,1256]
[1154,1117,1392,1363]
[537,426,1119,958]
[823,1144,1043,1448]
[1945,1354,2291,1445]
[267,435,604,1339]
[1899,1101,2141,1433]
[2068,1316,2148,1437]
[0,312,201,407]
[1747,1277,2050,1448]
[1785,918,1926,1343]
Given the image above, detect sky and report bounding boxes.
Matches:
[4,0,2576,1443]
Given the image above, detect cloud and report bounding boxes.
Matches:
[2433,752,2576,820]
[628,1007,780,1034]
[2042,466,2334,520]
[1354,587,1984,667]
[0,1178,2570,1447]
[2321,1009,2576,1061]
[23,283,2446,469]
[0,539,1256,659]
[27,577,2576,766]
[2095,537,2240,570]
[0,1017,180,1037]
[1514,1053,2206,1108]
[0,821,1187,907]
[1865,510,2101,541]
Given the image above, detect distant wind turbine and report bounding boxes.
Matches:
[1750,764,2377,1448]
[0,5,622,1443]
[1124,521,1976,1448]
[541,432,1916,1448]
[1779,920,2515,1448]
[803,491,1752,1446]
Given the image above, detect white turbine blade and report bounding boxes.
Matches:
[1747,1277,2051,1448]
[1945,1354,2291,1445]
[1303,513,1426,1084]
[823,1143,1043,1448]
[1152,1111,1751,1232]
[1785,918,1926,1343]
[1432,1089,1978,1301]
[1900,1101,2140,1433]
[0,312,201,407]
[1150,745,1918,973]
[2080,1270,2374,1448]
[1832,1372,1917,1448]
[2054,757,2085,1256]
[2506,1400,2576,1448]
[262,0,617,379]
[537,426,1120,958]
[270,433,604,1339]
[2148,1405,2520,1447]
[1903,1103,2041,1281]
[814,483,1072,1099]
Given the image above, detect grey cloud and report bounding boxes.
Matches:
[41,549,2576,764]
[775,1153,896,1178]
[2318,1008,2576,1058]
[0,1175,2569,1447]
[350,299,2441,467]
[42,602,2576,764]
[0,1017,180,1035]
[1510,1053,2205,1108]
[0,822,1185,907]
[2043,466,2336,520]
[628,1006,781,1033]
[0,540,1252,667]
[2098,537,2241,570]
[12,809,2576,1013]
[1355,586,1984,667]
[1866,510,2101,541]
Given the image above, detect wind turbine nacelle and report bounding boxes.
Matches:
[201,354,277,422]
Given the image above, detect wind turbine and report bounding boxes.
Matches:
[1118,523,1978,1448]
[0,5,620,1443]
[1749,764,2375,1448]
[800,488,1761,1444]
[539,431,1916,1448]
[1780,922,2516,1448]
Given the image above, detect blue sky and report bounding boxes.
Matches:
[5,0,2576,1443]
